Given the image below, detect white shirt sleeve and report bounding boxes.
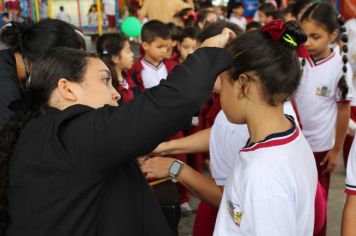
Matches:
[244,194,297,236]
[209,111,249,185]
[346,135,356,195]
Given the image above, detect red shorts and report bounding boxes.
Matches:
[107,15,116,28]
[6,1,19,10]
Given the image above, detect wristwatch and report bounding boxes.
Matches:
[169,160,184,181]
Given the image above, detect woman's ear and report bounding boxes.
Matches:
[57,78,77,102]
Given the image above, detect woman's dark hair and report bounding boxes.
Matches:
[96,33,128,88]
[301,3,349,99]
[0,19,86,62]
[226,21,307,106]
[0,48,97,233]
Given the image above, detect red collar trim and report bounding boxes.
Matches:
[315,51,335,66]
[345,189,356,195]
[307,51,335,67]
[240,126,299,153]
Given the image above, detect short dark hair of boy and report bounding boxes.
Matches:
[166,23,183,41]
[197,8,215,24]
[232,3,244,10]
[246,21,261,31]
[179,27,199,43]
[259,2,276,16]
[141,20,170,44]
[270,10,283,20]
[283,3,295,16]
[60,6,64,11]
[197,21,244,43]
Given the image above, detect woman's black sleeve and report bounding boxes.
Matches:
[67,48,232,172]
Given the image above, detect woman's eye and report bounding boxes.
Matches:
[104,77,110,85]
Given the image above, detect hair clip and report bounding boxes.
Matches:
[1,22,12,30]
[102,50,109,55]
[282,34,297,47]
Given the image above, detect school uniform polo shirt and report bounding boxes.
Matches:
[214,118,318,236]
[209,110,249,186]
[346,135,356,195]
[209,102,299,186]
[141,59,168,89]
[294,51,354,152]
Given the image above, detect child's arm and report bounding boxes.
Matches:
[321,102,350,174]
[153,128,211,155]
[342,195,356,236]
[141,156,223,207]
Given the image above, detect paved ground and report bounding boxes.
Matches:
[177,164,347,236]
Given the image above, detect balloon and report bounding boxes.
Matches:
[121,16,142,38]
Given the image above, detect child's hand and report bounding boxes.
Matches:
[201,28,236,48]
[140,156,175,179]
[321,149,341,174]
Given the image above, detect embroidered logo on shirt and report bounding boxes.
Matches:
[316,86,331,97]
[227,198,243,226]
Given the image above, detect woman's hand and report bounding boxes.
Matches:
[151,142,168,156]
[201,28,236,48]
[140,156,176,179]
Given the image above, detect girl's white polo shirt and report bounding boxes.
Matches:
[294,51,353,152]
[214,120,317,236]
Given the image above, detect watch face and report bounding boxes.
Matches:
[170,161,182,175]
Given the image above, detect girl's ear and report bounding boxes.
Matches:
[329,28,339,43]
[111,55,119,64]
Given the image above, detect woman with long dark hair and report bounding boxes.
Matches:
[0,19,85,130]
[0,30,233,235]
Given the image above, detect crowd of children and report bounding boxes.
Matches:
[112,1,355,236]
[0,0,356,235]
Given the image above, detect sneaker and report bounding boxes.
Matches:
[180,202,193,217]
